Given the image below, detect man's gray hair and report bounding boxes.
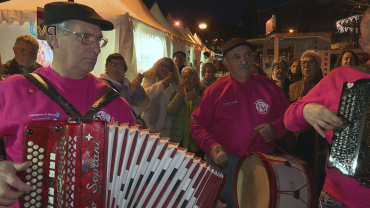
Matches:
[15,35,39,47]
[47,20,72,49]
[301,50,321,66]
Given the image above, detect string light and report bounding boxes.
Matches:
[336,15,361,33]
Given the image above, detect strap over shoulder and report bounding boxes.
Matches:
[23,73,120,119]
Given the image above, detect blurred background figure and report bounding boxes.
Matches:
[99,53,151,127]
[332,50,360,70]
[3,35,42,76]
[271,58,291,100]
[287,58,303,83]
[199,62,217,91]
[167,67,204,158]
[252,63,267,77]
[289,50,326,195]
[252,52,261,65]
[173,51,186,74]
[203,51,212,63]
[219,58,228,77]
[142,57,181,136]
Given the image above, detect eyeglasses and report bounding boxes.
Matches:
[15,46,38,56]
[107,61,124,68]
[160,63,171,70]
[63,28,108,48]
[182,75,194,81]
[301,61,317,66]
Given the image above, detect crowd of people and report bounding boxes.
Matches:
[0,2,369,208]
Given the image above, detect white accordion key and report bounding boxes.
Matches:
[49,170,55,178]
[50,153,56,161]
[48,187,54,196]
[48,196,54,204]
[50,162,55,169]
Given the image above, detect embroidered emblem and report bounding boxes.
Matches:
[255,99,270,114]
[28,87,35,94]
[347,82,354,89]
[55,111,60,118]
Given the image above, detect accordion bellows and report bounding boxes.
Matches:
[19,120,225,208]
[328,79,370,180]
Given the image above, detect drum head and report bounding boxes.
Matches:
[234,153,270,208]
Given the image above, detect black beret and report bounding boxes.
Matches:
[44,2,114,31]
[222,38,253,56]
[173,51,186,58]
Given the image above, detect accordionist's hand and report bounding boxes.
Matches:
[303,103,344,138]
[0,161,32,206]
[210,144,228,166]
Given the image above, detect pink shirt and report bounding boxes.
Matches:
[284,66,370,207]
[0,66,135,163]
[190,74,289,157]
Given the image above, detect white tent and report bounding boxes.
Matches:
[0,0,196,80]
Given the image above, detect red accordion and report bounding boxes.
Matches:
[19,120,225,208]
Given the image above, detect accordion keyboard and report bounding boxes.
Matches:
[328,80,370,179]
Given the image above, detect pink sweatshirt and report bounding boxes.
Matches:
[0,66,135,163]
[190,74,289,158]
[284,66,370,207]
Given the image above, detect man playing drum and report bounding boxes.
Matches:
[190,38,290,207]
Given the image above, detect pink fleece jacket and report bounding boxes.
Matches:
[284,66,370,208]
[0,66,135,163]
[190,74,289,158]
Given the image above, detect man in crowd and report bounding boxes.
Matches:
[173,50,186,74]
[3,35,42,76]
[190,38,290,207]
[0,2,135,207]
[284,7,370,208]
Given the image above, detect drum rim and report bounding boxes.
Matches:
[233,151,277,208]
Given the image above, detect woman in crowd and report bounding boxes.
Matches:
[142,57,181,137]
[99,53,151,127]
[287,58,302,83]
[332,50,360,70]
[167,67,204,158]
[271,58,291,100]
[199,62,217,91]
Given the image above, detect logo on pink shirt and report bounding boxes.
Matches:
[255,99,270,114]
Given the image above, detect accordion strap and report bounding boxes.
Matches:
[23,73,120,119]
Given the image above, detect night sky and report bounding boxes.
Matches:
[142,0,296,23]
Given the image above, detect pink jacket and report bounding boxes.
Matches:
[284,66,370,207]
[0,66,135,163]
[190,74,289,158]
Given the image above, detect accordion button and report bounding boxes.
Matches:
[31,179,37,184]
[27,148,33,153]
[27,155,32,160]
[30,192,36,197]
[33,145,39,150]
[24,202,30,207]
[28,141,34,146]
[30,199,36,204]
[37,175,43,180]
[38,155,44,160]
[38,162,44,167]
[32,172,37,177]
[26,129,33,135]
[36,196,41,201]
[33,152,38,156]
[24,195,30,201]
[39,148,45,153]
[26,168,32,173]
[32,165,37,170]
[37,182,42,187]
[26,175,31,180]
[36,188,42,194]
[36,202,41,207]
[32,158,38,163]
[38,169,43,174]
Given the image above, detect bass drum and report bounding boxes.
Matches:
[233,152,317,208]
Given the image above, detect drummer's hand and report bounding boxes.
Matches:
[255,123,274,143]
[303,103,344,138]
[0,161,31,206]
[215,200,227,208]
[210,144,228,166]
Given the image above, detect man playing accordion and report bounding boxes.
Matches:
[284,7,370,208]
[0,2,135,207]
